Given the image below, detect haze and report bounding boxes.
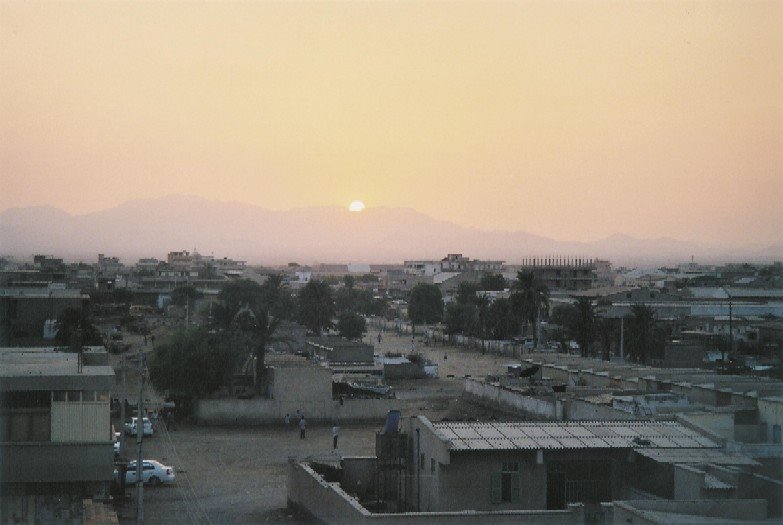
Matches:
[1,1,781,248]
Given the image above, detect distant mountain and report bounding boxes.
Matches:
[0,195,780,265]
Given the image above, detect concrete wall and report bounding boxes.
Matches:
[196,397,399,425]
[51,401,111,442]
[288,461,584,525]
[610,499,768,525]
[464,379,562,420]
[267,365,332,403]
[758,397,783,443]
[564,399,636,421]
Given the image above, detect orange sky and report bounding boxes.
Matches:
[1,1,781,246]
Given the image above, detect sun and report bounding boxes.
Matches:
[348,200,366,212]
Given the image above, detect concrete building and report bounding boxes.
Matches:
[0,286,90,346]
[307,337,375,365]
[507,258,596,291]
[0,347,115,501]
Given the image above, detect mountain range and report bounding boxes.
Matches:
[0,195,780,265]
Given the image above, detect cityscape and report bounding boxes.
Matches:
[1,2,782,525]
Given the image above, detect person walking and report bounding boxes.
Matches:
[299,416,306,439]
[332,424,339,450]
[284,413,290,426]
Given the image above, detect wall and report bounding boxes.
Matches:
[197,397,399,425]
[288,461,584,525]
[464,379,562,420]
[564,399,636,421]
[51,401,111,442]
[1,442,114,482]
[267,365,332,403]
[610,499,768,525]
[758,397,783,443]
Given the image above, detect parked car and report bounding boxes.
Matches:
[115,460,175,485]
[124,417,153,436]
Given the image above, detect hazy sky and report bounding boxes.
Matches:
[1,1,781,246]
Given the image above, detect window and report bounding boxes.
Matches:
[430,458,436,474]
[52,391,66,402]
[491,462,521,504]
[773,425,781,444]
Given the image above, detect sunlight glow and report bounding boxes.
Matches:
[348,200,365,212]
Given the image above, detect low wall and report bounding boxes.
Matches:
[464,379,562,420]
[565,399,636,421]
[288,462,583,525]
[611,498,768,524]
[196,397,399,425]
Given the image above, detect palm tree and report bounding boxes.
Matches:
[573,297,596,358]
[626,304,656,364]
[510,271,550,349]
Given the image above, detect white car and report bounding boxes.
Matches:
[124,417,153,436]
[117,460,175,486]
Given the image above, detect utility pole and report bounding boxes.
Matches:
[136,344,144,524]
[727,298,734,364]
[120,361,125,456]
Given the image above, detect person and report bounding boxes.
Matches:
[299,416,306,439]
[377,332,382,344]
[332,424,339,450]
[284,413,290,426]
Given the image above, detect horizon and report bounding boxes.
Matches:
[1,2,781,249]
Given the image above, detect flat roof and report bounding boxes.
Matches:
[0,348,115,391]
[432,421,718,451]
[0,287,88,299]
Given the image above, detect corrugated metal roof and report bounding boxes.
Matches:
[433,421,719,451]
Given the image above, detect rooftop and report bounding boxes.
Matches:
[432,420,718,451]
[0,347,115,391]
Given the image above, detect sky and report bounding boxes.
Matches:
[1,1,781,246]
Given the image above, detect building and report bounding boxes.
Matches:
[0,286,90,346]
[0,347,115,518]
[508,258,596,291]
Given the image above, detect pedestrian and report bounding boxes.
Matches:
[284,413,290,426]
[299,416,306,439]
[332,424,339,449]
[377,332,382,344]
[143,335,147,345]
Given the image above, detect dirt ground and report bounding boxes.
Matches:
[110,323,527,523]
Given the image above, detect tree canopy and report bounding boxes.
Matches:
[170,284,201,307]
[298,279,336,335]
[337,311,367,340]
[148,328,247,401]
[480,273,507,291]
[55,307,103,348]
[408,283,443,334]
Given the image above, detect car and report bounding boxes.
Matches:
[124,417,153,436]
[115,460,175,486]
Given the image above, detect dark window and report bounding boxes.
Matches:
[773,425,781,444]
[491,462,521,504]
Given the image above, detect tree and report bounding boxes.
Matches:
[170,285,201,307]
[444,302,476,340]
[573,298,596,358]
[337,311,366,340]
[455,281,480,306]
[510,271,549,349]
[626,305,656,364]
[486,298,518,340]
[596,318,615,361]
[298,279,336,335]
[212,279,265,330]
[480,273,507,291]
[148,328,247,404]
[408,283,443,335]
[55,308,103,347]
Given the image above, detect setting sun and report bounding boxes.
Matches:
[348,200,365,212]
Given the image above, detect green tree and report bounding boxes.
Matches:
[408,283,443,335]
[337,311,367,340]
[212,279,265,329]
[480,273,507,291]
[455,281,480,306]
[626,304,658,364]
[55,307,103,347]
[298,279,336,335]
[170,285,201,307]
[444,302,476,340]
[148,328,247,404]
[573,298,596,358]
[510,271,550,349]
[486,298,518,340]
